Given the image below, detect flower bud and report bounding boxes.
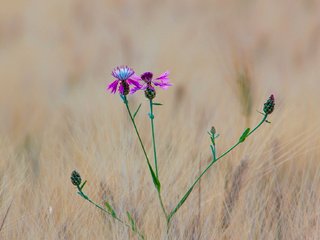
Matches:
[71,170,82,186]
[145,88,156,100]
[263,94,275,115]
[210,126,216,136]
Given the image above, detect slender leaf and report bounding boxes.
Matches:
[80,180,87,190]
[239,128,250,143]
[147,161,161,192]
[105,201,117,218]
[168,186,194,221]
[127,212,137,232]
[133,104,142,119]
[152,102,163,106]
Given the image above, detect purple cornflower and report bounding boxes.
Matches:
[130,71,172,94]
[107,66,141,95]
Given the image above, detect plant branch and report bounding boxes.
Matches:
[168,114,268,222]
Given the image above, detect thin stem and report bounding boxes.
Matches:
[77,186,124,223]
[168,114,268,222]
[123,96,152,170]
[123,96,168,222]
[158,191,169,220]
[76,186,145,240]
[149,99,159,178]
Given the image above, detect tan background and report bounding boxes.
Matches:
[1,0,320,239]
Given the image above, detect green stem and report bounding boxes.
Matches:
[168,114,268,222]
[149,99,159,178]
[76,186,145,239]
[123,96,153,172]
[123,96,168,222]
[158,191,169,220]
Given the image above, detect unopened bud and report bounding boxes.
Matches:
[210,126,216,136]
[71,170,82,186]
[263,94,275,115]
[145,88,156,100]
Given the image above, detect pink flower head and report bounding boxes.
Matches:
[107,66,141,95]
[130,71,172,94]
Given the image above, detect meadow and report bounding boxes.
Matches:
[1,0,320,239]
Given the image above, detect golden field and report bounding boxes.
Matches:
[1,0,320,239]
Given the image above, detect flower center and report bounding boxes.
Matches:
[112,66,134,81]
[141,72,153,83]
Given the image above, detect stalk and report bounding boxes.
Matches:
[167,114,268,222]
[123,96,168,222]
[149,99,159,178]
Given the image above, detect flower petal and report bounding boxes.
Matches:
[107,80,119,94]
[127,78,141,88]
[129,74,141,81]
[130,86,141,94]
[154,81,172,89]
[130,83,147,94]
[155,71,169,81]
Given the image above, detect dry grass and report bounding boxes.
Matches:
[1,0,320,239]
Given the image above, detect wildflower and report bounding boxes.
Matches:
[131,71,172,95]
[71,170,82,186]
[263,94,275,115]
[107,66,141,95]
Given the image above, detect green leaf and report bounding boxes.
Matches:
[152,102,163,106]
[127,211,137,232]
[147,161,161,192]
[239,128,251,143]
[133,104,142,119]
[80,180,87,191]
[105,201,117,218]
[168,186,194,221]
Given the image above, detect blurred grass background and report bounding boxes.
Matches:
[1,0,320,239]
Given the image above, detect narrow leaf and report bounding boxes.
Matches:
[105,201,117,218]
[80,180,87,191]
[133,104,142,119]
[239,128,250,143]
[127,211,137,232]
[168,186,194,221]
[152,102,163,106]
[147,161,161,192]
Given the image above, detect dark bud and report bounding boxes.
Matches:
[210,126,216,136]
[263,94,275,115]
[71,170,82,186]
[145,88,156,100]
[121,81,130,96]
